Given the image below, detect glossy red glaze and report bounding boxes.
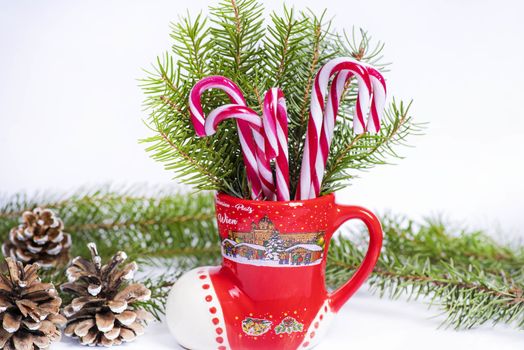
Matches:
[208,193,382,349]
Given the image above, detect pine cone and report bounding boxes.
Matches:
[61,243,153,347]
[0,257,66,350]
[2,208,72,268]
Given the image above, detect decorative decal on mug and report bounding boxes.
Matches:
[274,317,304,335]
[221,215,325,267]
[241,317,272,336]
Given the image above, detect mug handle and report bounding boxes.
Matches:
[328,203,383,312]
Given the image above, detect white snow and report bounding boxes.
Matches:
[284,244,323,252]
[222,238,238,246]
[224,255,322,267]
[221,240,324,267]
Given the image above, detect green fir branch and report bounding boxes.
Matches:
[321,99,424,193]
[326,216,524,330]
[141,1,421,199]
[2,189,523,328]
[0,187,220,317]
[1,187,219,261]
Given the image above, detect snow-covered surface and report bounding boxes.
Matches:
[222,238,237,246]
[221,238,324,266]
[285,244,323,252]
[222,240,323,252]
[53,285,524,350]
[223,255,323,267]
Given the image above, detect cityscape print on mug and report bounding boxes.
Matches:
[221,215,325,267]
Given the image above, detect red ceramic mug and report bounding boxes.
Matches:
[166,193,382,350]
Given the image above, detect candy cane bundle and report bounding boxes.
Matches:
[188,57,385,201]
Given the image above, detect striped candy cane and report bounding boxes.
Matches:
[320,63,386,145]
[297,57,373,200]
[263,88,290,201]
[312,64,386,199]
[311,65,384,198]
[189,76,264,199]
[204,104,261,135]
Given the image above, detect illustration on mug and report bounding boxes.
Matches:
[241,317,273,336]
[274,317,304,335]
[221,215,326,267]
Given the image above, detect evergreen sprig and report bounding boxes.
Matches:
[1,189,523,329]
[322,99,422,193]
[0,186,220,319]
[141,0,421,199]
[0,186,218,261]
[327,216,524,330]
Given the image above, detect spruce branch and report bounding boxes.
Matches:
[170,12,211,79]
[321,99,424,193]
[1,189,523,328]
[210,0,265,80]
[0,187,221,319]
[326,216,524,330]
[141,1,421,199]
[0,186,219,262]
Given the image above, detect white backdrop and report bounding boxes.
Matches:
[1,1,524,349]
[1,0,523,237]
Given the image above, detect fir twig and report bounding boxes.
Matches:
[1,189,523,328]
[141,1,422,199]
[0,187,222,319]
[321,99,424,193]
[0,186,220,312]
[326,215,524,329]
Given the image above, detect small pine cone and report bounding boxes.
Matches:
[0,257,66,350]
[61,243,154,347]
[2,208,72,268]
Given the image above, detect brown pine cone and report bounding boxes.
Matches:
[0,257,66,350]
[61,243,153,347]
[2,208,72,268]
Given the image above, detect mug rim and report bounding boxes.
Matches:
[216,191,335,207]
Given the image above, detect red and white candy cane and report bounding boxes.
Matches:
[297,57,386,199]
[312,64,389,199]
[320,63,386,147]
[204,104,261,135]
[296,57,374,200]
[312,64,386,199]
[189,76,264,199]
[263,88,290,201]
